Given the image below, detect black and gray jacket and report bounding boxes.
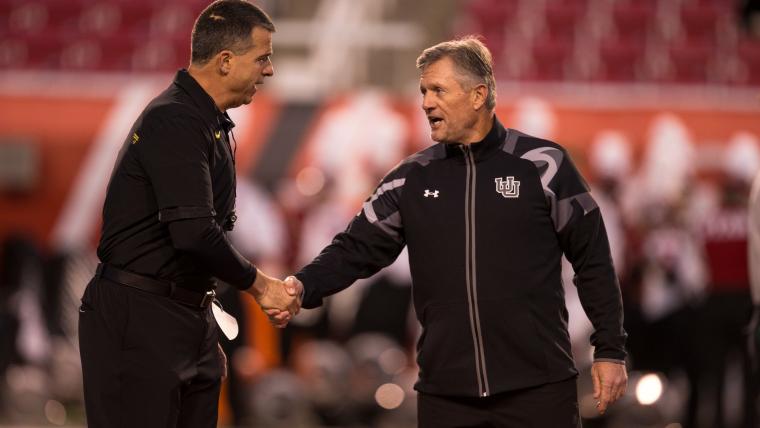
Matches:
[295,117,626,398]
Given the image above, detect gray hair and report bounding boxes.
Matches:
[416,35,496,110]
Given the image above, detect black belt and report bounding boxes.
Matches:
[95,264,215,309]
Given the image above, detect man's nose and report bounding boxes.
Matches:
[264,60,274,77]
[421,93,434,112]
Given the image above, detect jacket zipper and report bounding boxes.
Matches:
[461,145,490,397]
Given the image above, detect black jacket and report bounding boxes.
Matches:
[296,117,626,398]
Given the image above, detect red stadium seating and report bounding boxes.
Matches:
[18,34,65,69]
[463,0,519,64]
[0,0,744,84]
[543,0,585,43]
[611,0,656,44]
[668,39,714,83]
[465,0,519,33]
[737,39,760,85]
[0,0,206,72]
[528,37,572,81]
[598,39,646,82]
[679,2,720,44]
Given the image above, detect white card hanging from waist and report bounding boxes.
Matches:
[211,299,239,340]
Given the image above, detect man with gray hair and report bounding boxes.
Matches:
[281,35,627,426]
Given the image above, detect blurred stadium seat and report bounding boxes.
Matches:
[529,36,572,81]
[543,0,585,43]
[611,0,656,45]
[0,0,203,72]
[0,0,754,86]
[597,38,646,82]
[679,1,721,44]
[667,38,715,83]
[458,0,760,86]
[737,38,760,85]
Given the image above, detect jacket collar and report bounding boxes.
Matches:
[173,69,235,132]
[443,115,508,161]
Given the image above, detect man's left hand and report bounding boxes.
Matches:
[591,360,628,415]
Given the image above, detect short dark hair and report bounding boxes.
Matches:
[416,35,496,110]
[191,0,275,65]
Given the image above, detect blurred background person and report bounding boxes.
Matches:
[690,132,759,428]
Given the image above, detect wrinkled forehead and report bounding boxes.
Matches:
[421,56,454,76]
[420,57,458,83]
[420,57,473,90]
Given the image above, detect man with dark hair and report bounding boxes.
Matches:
[191,0,275,65]
[78,2,299,427]
[279,35,628,427]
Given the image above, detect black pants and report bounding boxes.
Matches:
[79,277,223,428]
[418,377,580,428]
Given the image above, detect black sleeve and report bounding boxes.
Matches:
[168,217,257,290]
[136,113,256,290]
[295,171,408,309]
[549,149,627,361]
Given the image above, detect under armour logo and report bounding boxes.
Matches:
[495,177,520,198]
[424,189,439,198]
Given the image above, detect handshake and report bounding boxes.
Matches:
[245,269,303,328]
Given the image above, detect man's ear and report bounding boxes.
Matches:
[472,84,487,110]
[218,50,233,75]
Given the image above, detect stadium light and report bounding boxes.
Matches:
[635,373,664,406]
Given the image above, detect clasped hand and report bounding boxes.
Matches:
[246,270,303,328]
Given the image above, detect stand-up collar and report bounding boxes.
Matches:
[444,115,508,161]
[174,69,235,132]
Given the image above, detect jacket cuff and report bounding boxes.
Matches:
[294,272,324,309]
[241,264,258,290]
[593,358,625,365]
[593,346,627,362]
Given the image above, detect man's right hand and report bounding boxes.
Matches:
[246,270,302,328]
[261,276,303,328]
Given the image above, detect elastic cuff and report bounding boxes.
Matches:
[238,265,257,291]
[158,206,216,223]
[294,272,323,309]
[594,358,625,365]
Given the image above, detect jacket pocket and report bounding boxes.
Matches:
[478,297,549,383]
[416,302,479,387]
